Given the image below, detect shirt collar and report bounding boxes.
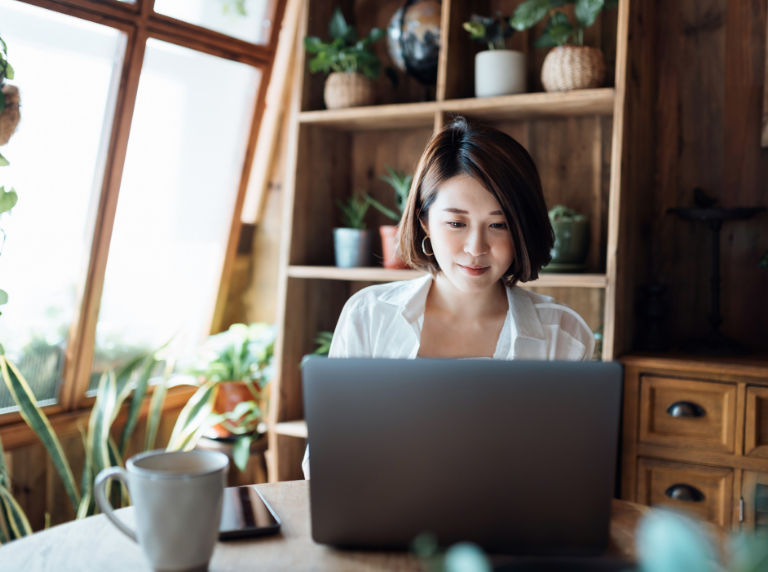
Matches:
[376,273,434,322]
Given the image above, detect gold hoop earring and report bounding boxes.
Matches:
[421,236,434,256]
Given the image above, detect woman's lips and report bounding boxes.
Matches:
[458,264,489,276]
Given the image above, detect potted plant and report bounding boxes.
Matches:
[366,165,412,269]
[334,191,372,267]
[511,0,618,92]
[0,35,20,150]
[171,322,276,471]
[463,13,526,97]
[543,204,590,272]
[304,6,385,109]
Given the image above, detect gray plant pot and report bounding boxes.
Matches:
[333,228,372,268]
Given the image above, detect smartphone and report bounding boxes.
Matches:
[219,485,281,540]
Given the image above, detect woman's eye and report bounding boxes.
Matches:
[447,221,465,228]
[490,222,508,230]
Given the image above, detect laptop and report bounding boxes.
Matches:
[302,357,623,560]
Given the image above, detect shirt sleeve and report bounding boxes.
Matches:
[328,291,371,358]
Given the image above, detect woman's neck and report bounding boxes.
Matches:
[427,273,508,320]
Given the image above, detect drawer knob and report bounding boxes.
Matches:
[664,484,705,502]
[666,401,705,418]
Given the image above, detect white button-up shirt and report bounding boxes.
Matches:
[302,274,595,477]
[328,274,595,360]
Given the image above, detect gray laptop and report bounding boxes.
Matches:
[302,357,623,558]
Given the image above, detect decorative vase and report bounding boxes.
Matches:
[545,218,590,272]
[333,228,372,267]
[540,46,605,92]
[379,225,408,269]
[474,50,527,97]
[0,84,21,146]
[323,72,376,109]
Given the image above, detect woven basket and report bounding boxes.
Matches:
[540,46,606,92]
[0,84,21,146]
[323,72,375,110]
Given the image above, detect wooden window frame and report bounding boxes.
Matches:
[0,0,286,425]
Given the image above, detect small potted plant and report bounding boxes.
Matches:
[543,204,590,271]
[334,191,372,267]
[463,13,526,97]
[0,34,20,157]
[173,322,276,471]
[366,165,412,269]
[304,6,385,109]
[511,0,617,92]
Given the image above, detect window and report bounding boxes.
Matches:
[0,0,283,413]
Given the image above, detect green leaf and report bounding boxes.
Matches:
[367,27,384,43]
[303,36,324,54]
[0,357,80,512]
[366,195,400,222]
[232,435,253,472]
[511,0,568,31]
[329,6,354,43]
[574,0,604,28]
[0,91,5,114]
[0,290,7,306]
[87,370,117,478]
[118,354,156,455]
[538,12,575,46]
[0,153,8,167]
[0,484,32,540]
[0,187,18,215]
[166,380,217,451]
[145,360,171,451]
[4,62,13,81]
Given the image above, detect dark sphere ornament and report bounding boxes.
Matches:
[386,0,441,86]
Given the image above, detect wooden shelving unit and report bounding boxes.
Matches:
[268,0,631,481]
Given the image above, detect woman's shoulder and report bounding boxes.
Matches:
[344,274,432,309]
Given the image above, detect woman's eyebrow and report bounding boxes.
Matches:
[442,207,504,215]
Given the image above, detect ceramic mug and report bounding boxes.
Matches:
[95,449,229,572]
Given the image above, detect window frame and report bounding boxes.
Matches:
[0,0,285,421]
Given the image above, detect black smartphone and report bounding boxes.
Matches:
[219,485,281,540]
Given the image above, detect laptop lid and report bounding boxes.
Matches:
[303,357,623,555]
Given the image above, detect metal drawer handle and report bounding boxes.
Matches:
[666,401,705,418]
[665,484,705,502]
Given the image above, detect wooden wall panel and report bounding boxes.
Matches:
[641,0,768,353]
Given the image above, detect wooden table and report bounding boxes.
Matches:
[0,481,664,571]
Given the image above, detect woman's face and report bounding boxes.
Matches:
[422,174,514,294]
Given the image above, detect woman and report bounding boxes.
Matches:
[303,117,594,476]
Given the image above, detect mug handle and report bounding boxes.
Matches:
[94,466,137,542]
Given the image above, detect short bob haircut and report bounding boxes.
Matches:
[397,116,554,286]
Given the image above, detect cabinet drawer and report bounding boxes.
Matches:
[639,376,736,452]
[636,458,733,527]
[745,386,768,458]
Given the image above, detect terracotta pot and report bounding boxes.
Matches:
[540,46,606,92]
[211,381,263,438]
[379,225,408,269]
[323,72,375,110]
[0,84,21,146]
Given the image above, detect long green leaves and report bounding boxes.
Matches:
[0,357,79,512]
[0,436,32,543]
[167,380,217,451]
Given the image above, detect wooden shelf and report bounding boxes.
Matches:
[274,420,307,439]
[298,88,615,131]
[288,265,607,288]
[299,101,438,130]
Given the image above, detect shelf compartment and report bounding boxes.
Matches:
[288,265,607,288]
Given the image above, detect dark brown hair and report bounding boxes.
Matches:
[397,116,553,286]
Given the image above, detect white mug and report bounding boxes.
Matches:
[95,449,229,572]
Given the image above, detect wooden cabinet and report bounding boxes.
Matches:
[622,355,768,530]
[268,0,632,481]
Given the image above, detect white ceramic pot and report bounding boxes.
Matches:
[474,50,527,98]
[333,228,372,268]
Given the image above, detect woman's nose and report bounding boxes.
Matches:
[464,228,489,256]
